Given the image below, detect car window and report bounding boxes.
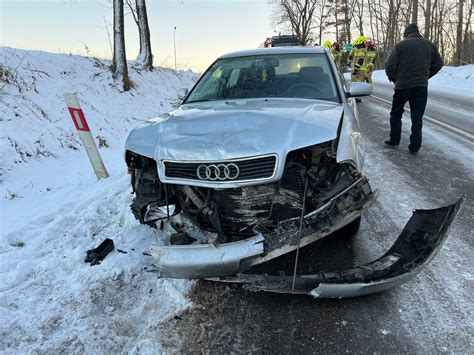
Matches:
[337,68,349,91]
[227,68,240,88]
[186,53,340,103]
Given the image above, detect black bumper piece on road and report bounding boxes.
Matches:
[213,197,465,298]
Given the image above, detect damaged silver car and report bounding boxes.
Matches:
[124,47,463,297]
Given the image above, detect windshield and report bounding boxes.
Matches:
[185,53,339,103]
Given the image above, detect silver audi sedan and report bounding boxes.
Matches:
[124,47,462,297]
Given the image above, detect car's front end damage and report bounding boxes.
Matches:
[214,196,464,297]
[123,48,463,297]
[148,174,376,280]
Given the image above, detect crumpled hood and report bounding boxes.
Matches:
[125,98,343,162]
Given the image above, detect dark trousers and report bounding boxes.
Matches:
[389,86,428,151]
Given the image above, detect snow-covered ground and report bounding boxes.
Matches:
[0,47,198,352]
[344,64,473,96]
[372,64,474,96]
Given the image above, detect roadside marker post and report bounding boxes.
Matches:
[64,93,109,180]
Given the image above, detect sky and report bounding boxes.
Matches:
[0,0,275,72]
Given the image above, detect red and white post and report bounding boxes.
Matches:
[64,93,109,180]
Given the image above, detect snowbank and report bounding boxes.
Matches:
[0,47,198,352]
[0,47,197,176]
[372,64,474,95]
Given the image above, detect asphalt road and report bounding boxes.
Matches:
[161,96,474,353]
[371,80,474,136]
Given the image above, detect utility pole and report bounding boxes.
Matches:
[173,26,177,70]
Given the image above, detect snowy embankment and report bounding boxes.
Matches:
[372,64,474,96]
[0,47,198,352]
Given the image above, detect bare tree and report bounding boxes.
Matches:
[353,0,366,35]
[332,0,350,41]
[313,0,332,44]
[126,0,153,70]
[422,0,432,37]
[112,0,131,91]
[272,0,318,45]
[269,0,472,66]
[125,0,139,25]
[455,0,465,63]
[135,0,153,69]
[343,0,357,43]
[461,0,473,63]
[412,0,419,23]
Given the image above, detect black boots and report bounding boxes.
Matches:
[384,140,399,148]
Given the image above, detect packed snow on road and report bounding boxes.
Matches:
[0,47,472,352]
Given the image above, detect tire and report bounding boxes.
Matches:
[336,216,361,237]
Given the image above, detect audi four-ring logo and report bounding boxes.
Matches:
[197,163,240,180]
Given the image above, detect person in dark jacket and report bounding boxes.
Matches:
[384,23,443,154]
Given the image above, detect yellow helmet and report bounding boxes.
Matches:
[354,35,366,46]
[323,40,332,48]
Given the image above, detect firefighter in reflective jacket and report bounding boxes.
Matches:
[323,40,332,49]
[365,40,377,83]
[350,36,368,82]
[331,42,343,71]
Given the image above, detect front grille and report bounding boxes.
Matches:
[164,155,277,182]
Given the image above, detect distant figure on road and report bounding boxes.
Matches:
[384,23,444,154]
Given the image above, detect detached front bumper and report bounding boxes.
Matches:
[213,197,465,297]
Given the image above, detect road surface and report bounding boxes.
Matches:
[161,90,474,353]
[371,80,473,136]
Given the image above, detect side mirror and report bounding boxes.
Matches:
[346,82,373,98]
[177,88,189,100]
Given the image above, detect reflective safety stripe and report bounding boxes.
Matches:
[351,47,368,72]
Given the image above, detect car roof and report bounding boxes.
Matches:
[219,47,327,59]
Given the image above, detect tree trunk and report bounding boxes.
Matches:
[461,0,472,64]
[112,0,131,91]
[424,0,431,38]
[135,0,153,70]
[344,0,351,43]
[455,0,465,64]
[430,0,438,42]
[412,0,418,23]
[359,0,365,35]
[387,0,396,48]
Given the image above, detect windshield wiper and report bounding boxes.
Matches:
[185,99,215,103]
